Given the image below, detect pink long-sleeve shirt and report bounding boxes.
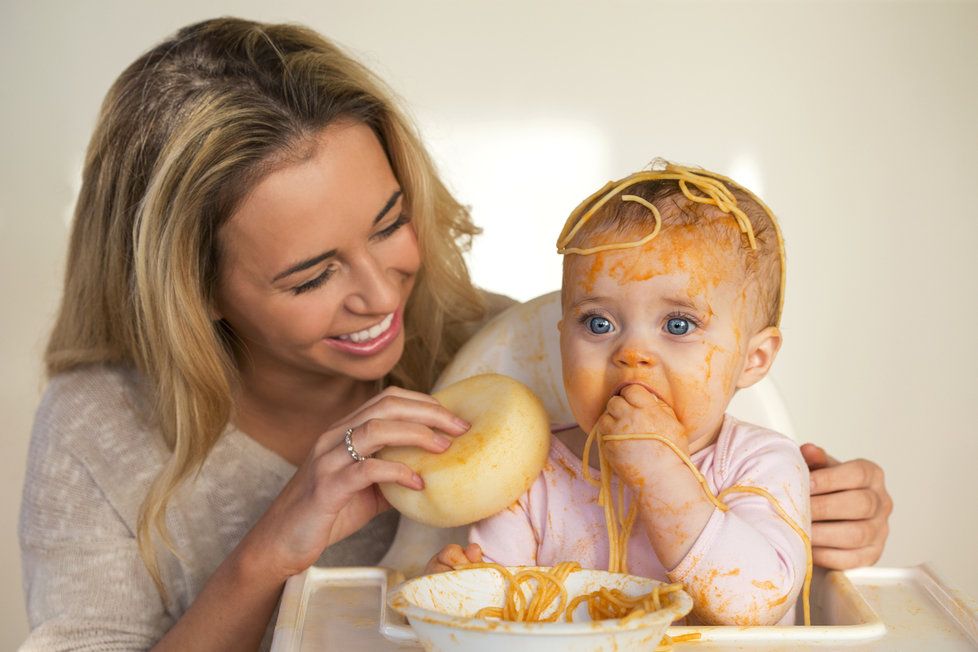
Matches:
[469,414,811,625]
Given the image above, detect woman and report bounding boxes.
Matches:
[19,17,892,651]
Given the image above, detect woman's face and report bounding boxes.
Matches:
[215,121,420,385]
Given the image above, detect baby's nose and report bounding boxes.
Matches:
[615,347,656,368]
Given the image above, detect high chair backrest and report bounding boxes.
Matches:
[379,291,796,576]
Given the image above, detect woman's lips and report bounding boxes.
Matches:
[324,310,402,356]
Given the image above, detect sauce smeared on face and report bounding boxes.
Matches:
[560,224,758,449]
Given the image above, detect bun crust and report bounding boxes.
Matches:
[377,374,550,527]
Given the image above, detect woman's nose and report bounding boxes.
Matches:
[344,252,401,315]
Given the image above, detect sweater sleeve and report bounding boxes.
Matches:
[666,431,811,626]
[468,486,541,567]
[18,381,173,650]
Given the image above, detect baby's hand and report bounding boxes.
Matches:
[597,385,687,482]
[598,384,685,443]
[423,543,483,575]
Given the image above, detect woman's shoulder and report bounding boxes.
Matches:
[32,364,165,473]
[41,362,142,408]
[24,365,167,534]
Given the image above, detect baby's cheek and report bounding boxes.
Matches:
[704,343,742,398]
[671,374,708,425]
[673,347,738,427]
[564,368,608,431]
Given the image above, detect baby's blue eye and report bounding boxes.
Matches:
[587,316,613,335]
[666,318,695,335]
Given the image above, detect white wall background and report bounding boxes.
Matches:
[2,1,977,647]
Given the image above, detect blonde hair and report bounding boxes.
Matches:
[561,167,783,330]
[45,17,485,599]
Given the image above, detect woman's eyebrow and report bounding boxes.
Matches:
[372,189,402,225]
[272,189,403,282]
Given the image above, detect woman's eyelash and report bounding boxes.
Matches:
[292,267,335,295]
[373,212,411,240]
[290,213,410,296]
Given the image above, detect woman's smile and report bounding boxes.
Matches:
[325,309,402,356]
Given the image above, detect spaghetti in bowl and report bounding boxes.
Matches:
[386,566,693,652]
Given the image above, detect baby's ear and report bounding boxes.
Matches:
[735,326,782,389]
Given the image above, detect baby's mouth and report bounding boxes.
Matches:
[612,381,660,400]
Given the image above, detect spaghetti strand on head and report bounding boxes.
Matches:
[556,162,785,325]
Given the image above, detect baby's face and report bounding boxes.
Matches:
[559,226,754,444]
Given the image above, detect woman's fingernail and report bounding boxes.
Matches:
[434,434,452,450]
[453,417,470,431]
[413,473,425,489]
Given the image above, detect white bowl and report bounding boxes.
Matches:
[383,566,693,652]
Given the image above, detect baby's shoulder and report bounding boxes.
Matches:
[714,415,804,476]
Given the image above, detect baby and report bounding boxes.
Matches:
[425,162,810,626]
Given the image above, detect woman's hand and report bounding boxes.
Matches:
[423,543,483,575]
[238,386,469,582]
[801,443,893,569]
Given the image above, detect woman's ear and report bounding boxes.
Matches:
[735,326,782,389]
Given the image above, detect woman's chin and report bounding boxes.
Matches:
[321,332,406,383]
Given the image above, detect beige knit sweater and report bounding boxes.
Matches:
[19,293,515,651]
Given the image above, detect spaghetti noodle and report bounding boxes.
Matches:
[555,160,787,326]
[590,430,813,626]
[456,561,699,650]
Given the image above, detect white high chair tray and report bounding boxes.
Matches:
[271,563,978,651]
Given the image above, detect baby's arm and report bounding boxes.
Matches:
[601,387,809,625]
[668,437,810,625]
[423,478,545,575]
[599,386,716,569]
[468,493,541,566]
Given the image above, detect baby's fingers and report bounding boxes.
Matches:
[424,554,453,575]
[424,544,466,574]
[618,384,658,407]
[462,543,483,564]
[436,544,473,569]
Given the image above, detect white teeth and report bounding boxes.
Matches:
[337,313,394,343]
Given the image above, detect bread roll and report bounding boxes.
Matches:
[376,374,550,527]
